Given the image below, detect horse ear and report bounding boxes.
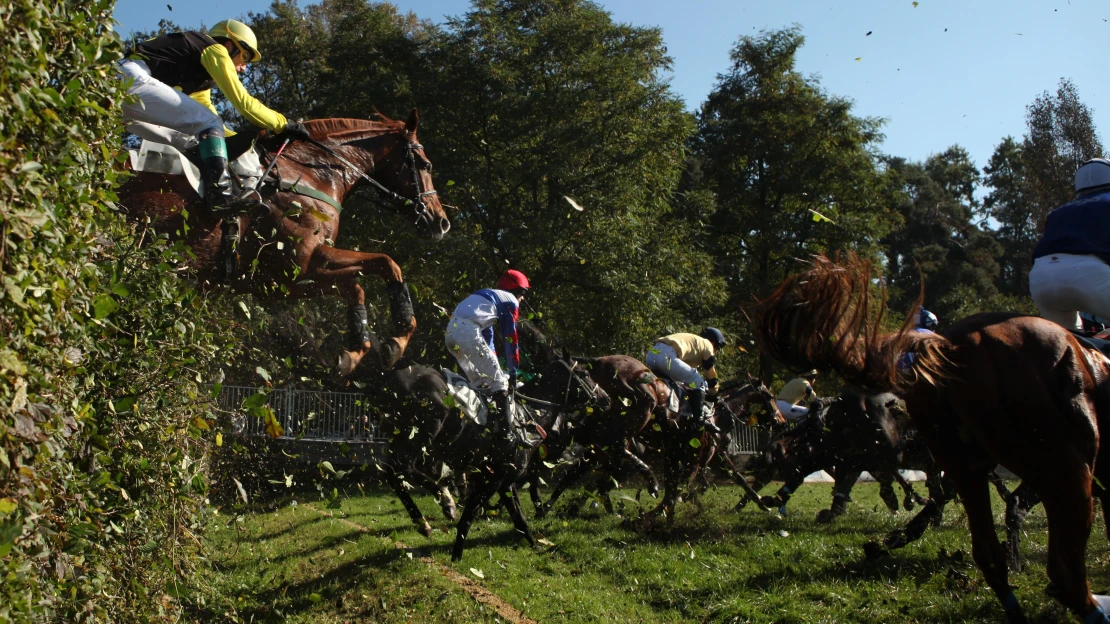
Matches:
[405,108,420,134]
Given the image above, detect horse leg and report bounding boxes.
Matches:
[623,443,660,498]
[383,460,433,537]
[452,473,503,562]
[948,466,1032,624]
[1004,482,1038,573]
[892,470,923,510]
[527,471,544,511]
[763,471,805,513]
[1035,472,1102,621]
[502,484,536,547]
[537,453,596,518]
[308,246,415,375]
[871,470,954,555]
[817,467,860,524]
[989,467,1014,500]
[436,483,458,522]
[877,472,900,514]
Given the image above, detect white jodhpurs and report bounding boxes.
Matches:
[1029,253,1110,331]
[445,318,508,392]
[119,59,223,142]
[645,342,706,391]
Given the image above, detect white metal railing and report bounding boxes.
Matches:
[214,385,386,443]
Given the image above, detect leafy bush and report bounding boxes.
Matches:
[0,1,228,620]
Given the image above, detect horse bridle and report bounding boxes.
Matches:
[300,136,438,229]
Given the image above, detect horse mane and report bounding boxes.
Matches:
[753,253,952,394]
[304,116,407,141]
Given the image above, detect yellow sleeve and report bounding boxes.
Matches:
[199,44,287,133]
[187,90,236,137]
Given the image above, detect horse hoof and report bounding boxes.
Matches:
[815,509,835,524]
[337,350,360,376]
[421,523,434,538]
[862,541,888,560]
[380,338,404,370]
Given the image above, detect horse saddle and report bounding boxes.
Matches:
[657,377,711,419]
[441,370,542,444]
[1070,330,1110,360]
[128,139,264,199]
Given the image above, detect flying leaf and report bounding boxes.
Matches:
[854,57,862,62]
[263,408,284,438]
[469,568,485,579]
[232,478,248,504]
[318,460,337,476]
[689,438,702,448]
[808,209,835,224]
[563,195,584,211]
[255,366,271,382]
[237,300,251,319]
[215,432,223,447]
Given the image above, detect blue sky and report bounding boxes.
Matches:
[113,0,1109,171]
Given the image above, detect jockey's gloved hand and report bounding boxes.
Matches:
[509,372,519,390]
[282,120,312,141]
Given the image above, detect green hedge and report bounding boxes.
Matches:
[0,1,228,620]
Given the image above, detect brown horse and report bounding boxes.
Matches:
[536,355,782,521]
[754,253,1110,624]
[116,111,449,375]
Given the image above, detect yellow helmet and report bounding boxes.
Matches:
[209,19,260,63]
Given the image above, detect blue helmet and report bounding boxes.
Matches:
[701,327,726,349]
[917,308,938,331]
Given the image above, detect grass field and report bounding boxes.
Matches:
[197,479,1110,623]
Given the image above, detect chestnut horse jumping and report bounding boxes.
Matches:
[116,111,449,375]
[754,254,1110,624]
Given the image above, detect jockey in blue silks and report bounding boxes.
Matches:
[445,269,530,437]
[1030,158,1110,331]
[900,307,938,371]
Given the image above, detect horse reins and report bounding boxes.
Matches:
[285,135,438,228]
[515,361,604,411]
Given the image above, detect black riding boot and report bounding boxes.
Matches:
[688,389,721,434]
[491,390,518,444]
[198,133,238,281]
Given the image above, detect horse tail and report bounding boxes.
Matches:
[753,253,952,394]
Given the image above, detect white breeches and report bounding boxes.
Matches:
[119,59,223,143]
[1029,253,1110,331]
[776,400,810,422]
[645,342,706,391]
[445,318,508,392]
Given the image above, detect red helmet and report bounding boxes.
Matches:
[497,269,530,291]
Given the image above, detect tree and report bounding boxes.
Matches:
[694,27,896,381]
[398,0,724,357]
[981,137,1037,296]
[881,148,1010,322]
[1023,78,1104,228]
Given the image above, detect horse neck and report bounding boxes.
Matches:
[728,384,760,411]
[300,123,407,202]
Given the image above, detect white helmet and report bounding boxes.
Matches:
[1075,158,1110,194]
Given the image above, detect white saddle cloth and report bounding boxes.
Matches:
[128,139,264,198]
[443,369,489,426]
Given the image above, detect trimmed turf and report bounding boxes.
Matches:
[200,480,1109,623]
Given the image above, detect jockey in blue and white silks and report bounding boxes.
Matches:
[445,270,529,394]
[1030,159,1110,331]
[900,307,938,371]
